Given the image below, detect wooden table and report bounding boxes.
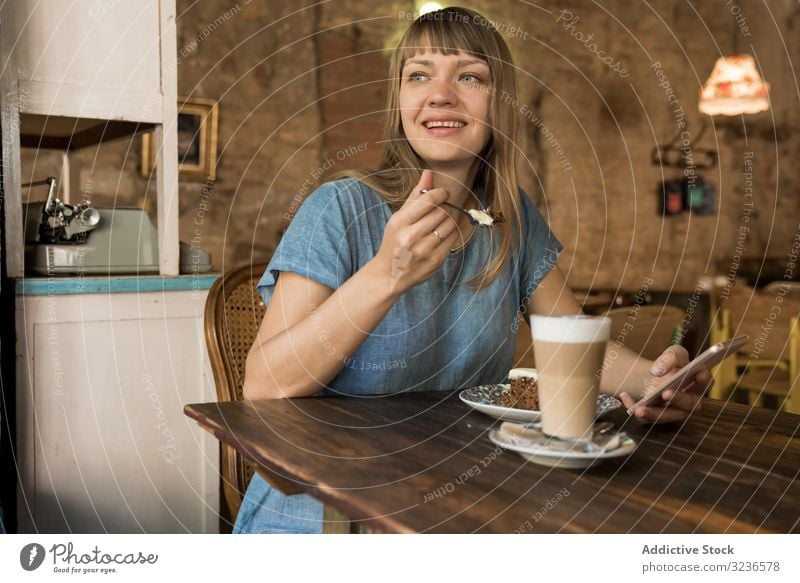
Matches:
[185,391,800,533]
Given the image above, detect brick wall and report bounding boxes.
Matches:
[20,0,800,292]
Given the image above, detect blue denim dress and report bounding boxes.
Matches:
[233,178,562,533]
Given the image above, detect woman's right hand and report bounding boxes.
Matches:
[373,169,459,295]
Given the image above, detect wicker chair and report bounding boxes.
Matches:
[602,304,686,361]
[204,263,303,524]
[205,263,354,533]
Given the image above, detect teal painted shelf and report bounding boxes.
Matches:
[16,274,219,296]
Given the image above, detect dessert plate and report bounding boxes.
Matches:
[459,384,621,423]
[488,427,637,469]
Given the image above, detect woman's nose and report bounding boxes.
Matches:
[427,75,458,105]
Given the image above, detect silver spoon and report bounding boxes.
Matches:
[512,421,618,453]
[522,420,614,436]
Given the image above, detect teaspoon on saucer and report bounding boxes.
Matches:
[499,421,628,454]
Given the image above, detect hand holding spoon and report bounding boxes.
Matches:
[419,188,504,227]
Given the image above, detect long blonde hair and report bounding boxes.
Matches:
[331,6,523,289]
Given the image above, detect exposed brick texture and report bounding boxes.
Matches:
[20,0,800,293]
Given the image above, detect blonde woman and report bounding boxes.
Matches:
[236,7,712,533]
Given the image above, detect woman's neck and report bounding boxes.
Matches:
[427,161,482,250]
[428,162,481,209]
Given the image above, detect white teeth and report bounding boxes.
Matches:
[425,120,465,129]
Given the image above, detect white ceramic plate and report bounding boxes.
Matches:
[459,384,622,423]
[488,429,637,469]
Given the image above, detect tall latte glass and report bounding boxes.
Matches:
[531,315,611,440]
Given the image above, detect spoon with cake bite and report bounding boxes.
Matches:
[418,188,504,227]
[443,201,505,227]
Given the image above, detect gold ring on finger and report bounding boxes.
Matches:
[432,229,443,241]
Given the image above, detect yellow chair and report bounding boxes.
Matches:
[708,282,737,399]
[735,315,799,412]
[710,282,800,412]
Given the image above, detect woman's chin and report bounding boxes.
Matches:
[413,149,476,166]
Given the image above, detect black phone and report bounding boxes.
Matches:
[627,335,749,414]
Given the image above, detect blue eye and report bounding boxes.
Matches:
[460,73,483,84]
[407,72,427,82]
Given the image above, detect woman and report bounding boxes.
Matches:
[236,7,712,533]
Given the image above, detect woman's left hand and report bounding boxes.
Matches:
[619,345,714,424]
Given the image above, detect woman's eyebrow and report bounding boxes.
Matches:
[403,58,489,69]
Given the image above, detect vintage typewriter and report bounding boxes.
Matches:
[23,177,212,276]
[24,177,156,275]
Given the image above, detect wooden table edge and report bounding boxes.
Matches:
[184,402,415,533]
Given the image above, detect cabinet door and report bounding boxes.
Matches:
[8,0,164,121]
[18,291,219,533]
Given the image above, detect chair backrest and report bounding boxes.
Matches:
[603,304,686,361]
[723,283,800,361]
[204,263,268,522]
[763,281,800,299]
[789,315,800,413]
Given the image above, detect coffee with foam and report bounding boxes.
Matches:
[531,316,611,439]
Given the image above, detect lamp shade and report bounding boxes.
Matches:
[698,54,770,116]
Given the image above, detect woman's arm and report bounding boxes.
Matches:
[524,266,674,396]
[243,262,401,400]
[243,170,460,400]
[597,342,654,398]
[525,264,582,317]
[524,266,655,396]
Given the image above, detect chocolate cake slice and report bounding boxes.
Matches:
[499,368,539,410]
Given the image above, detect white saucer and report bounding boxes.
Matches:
[488,428,637,469]
[459,384,622,423]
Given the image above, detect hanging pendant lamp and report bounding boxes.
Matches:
[698,54,770,116]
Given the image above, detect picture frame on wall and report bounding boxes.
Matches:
[140,97,219,180]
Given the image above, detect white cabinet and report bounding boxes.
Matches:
[16,284,219,533]
[1,0,179,277]
[11,1,164,122]
[5,0,213,534]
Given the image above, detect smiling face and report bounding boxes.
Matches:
[399,49,493,172]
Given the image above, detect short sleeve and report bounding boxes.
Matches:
[517,189,563,309]
[257,180,355,305]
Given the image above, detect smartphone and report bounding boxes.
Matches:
[627,335,749,414]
